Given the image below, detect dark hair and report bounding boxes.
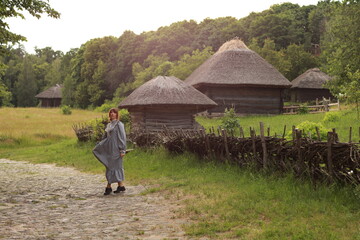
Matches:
[108,108,119,120]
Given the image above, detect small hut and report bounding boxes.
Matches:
[290,68,333,102]
[119,76,217,132]
[185,39,291,115]
[35,84,63,107]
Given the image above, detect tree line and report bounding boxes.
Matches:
[0,0,359,108]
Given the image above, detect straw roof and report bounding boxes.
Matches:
[185,39,291,88]
[291,68,331,89]
[35,84,62,99]
[119,76,217,110]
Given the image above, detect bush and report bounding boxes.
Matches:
[287,121,329,141]
[94,103,114,113]
[119,108,130,125]
[221,108,240,131]
[298,104,309,114]
[323,111,341,122]
[61,105,72,115]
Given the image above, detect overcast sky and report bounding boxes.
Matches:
[7,0,320,54]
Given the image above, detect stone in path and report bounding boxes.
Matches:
[0,159,187,240]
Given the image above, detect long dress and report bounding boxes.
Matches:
[92,120,126,184]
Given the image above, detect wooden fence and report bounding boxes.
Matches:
[130,123,360,186]
[283,98,340,114]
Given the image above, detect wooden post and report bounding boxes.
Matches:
[292,126,296,145]
[296,129,302,165]
[251,128,256,156]
[239,126,244,138]
[349,127,352,143]
[267,127,270,137]
[282,125,286,139]
[315,126,321,141]
[222,129,230,160]
[205,132,211,158]
[327,132,334,180]
[260,122,268,169]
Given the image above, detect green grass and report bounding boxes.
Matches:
[196,107,360,142]
[1,107,360,239]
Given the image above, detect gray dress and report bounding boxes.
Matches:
[92,120,126,184]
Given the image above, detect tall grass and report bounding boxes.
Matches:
[0,107,105,144]
[1,107,360,239]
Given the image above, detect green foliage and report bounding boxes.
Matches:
[94,102,114,113]
[221,108,240,131]
[88,117,109,142]
[0,0,60,54]
[289,121,329,140]
[298,104,309,114]
[0,82,12,107]
[323,111,341,123]
[61,105,72,115]
[119,108,130,126]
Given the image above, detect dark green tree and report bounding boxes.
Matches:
[15,55,37,107]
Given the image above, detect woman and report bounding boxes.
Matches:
[93,108,127,195]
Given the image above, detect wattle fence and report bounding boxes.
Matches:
[130,123,360,186]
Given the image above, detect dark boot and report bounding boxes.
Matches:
[104,187,112,195]
[114,186,126,193]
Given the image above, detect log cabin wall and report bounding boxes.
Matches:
[129,106,198,132]
[40,98,62,107]
[290,89,333,102]
[199,86,284,115]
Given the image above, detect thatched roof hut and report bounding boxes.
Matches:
[185,39,291,115]
[35,84,62,107]
[290,68,333,102]
[119,76,217,132]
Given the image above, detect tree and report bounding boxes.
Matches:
[15,55,37,107]
[0,82,12,106]
[321,0,360,92]
[169,47,214,80]
[0,0,60,54]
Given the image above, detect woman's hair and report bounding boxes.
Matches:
[108,108,119,120]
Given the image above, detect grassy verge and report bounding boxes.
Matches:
[1,107,360,239]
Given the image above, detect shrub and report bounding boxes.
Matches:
[323,111,341,122]
[119,108,130,125]
[61,105,72,115]
[221,108,240,132]
[287,121,329,141]
[94,103,114,113]
[298,104,309,114]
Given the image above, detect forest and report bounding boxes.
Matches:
[0,0,359,109]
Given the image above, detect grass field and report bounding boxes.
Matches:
[1,107,360,239]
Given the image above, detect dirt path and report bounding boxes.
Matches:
[0,159,188,240]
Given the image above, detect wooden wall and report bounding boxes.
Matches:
[39,98,62,107]
[129,106,201,132]
[290,88,333,102]
[197,86,284,115]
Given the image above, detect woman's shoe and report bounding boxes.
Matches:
[114,186,126,193]
[104,187,112,195]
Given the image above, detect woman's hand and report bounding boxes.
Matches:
[120,153,125,158]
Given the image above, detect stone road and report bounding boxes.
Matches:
[0,159,188,240]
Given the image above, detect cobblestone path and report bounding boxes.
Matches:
[0,159,187,240]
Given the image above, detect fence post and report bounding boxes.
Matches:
[282,125,287,139]
[327,132,334,181]
[315,126,321,141]
[260,122,268,169]
[349,127,352,143]
[251,128,256,156]
[222,129,230,160]
[239,126,244,138]
[296,129,303,165]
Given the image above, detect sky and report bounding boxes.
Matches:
[7,0,320,54]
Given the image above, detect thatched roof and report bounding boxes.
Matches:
[185,39,291,88]
[119,76,217,111]
[35,84,62,99]
[291,68,331,89]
